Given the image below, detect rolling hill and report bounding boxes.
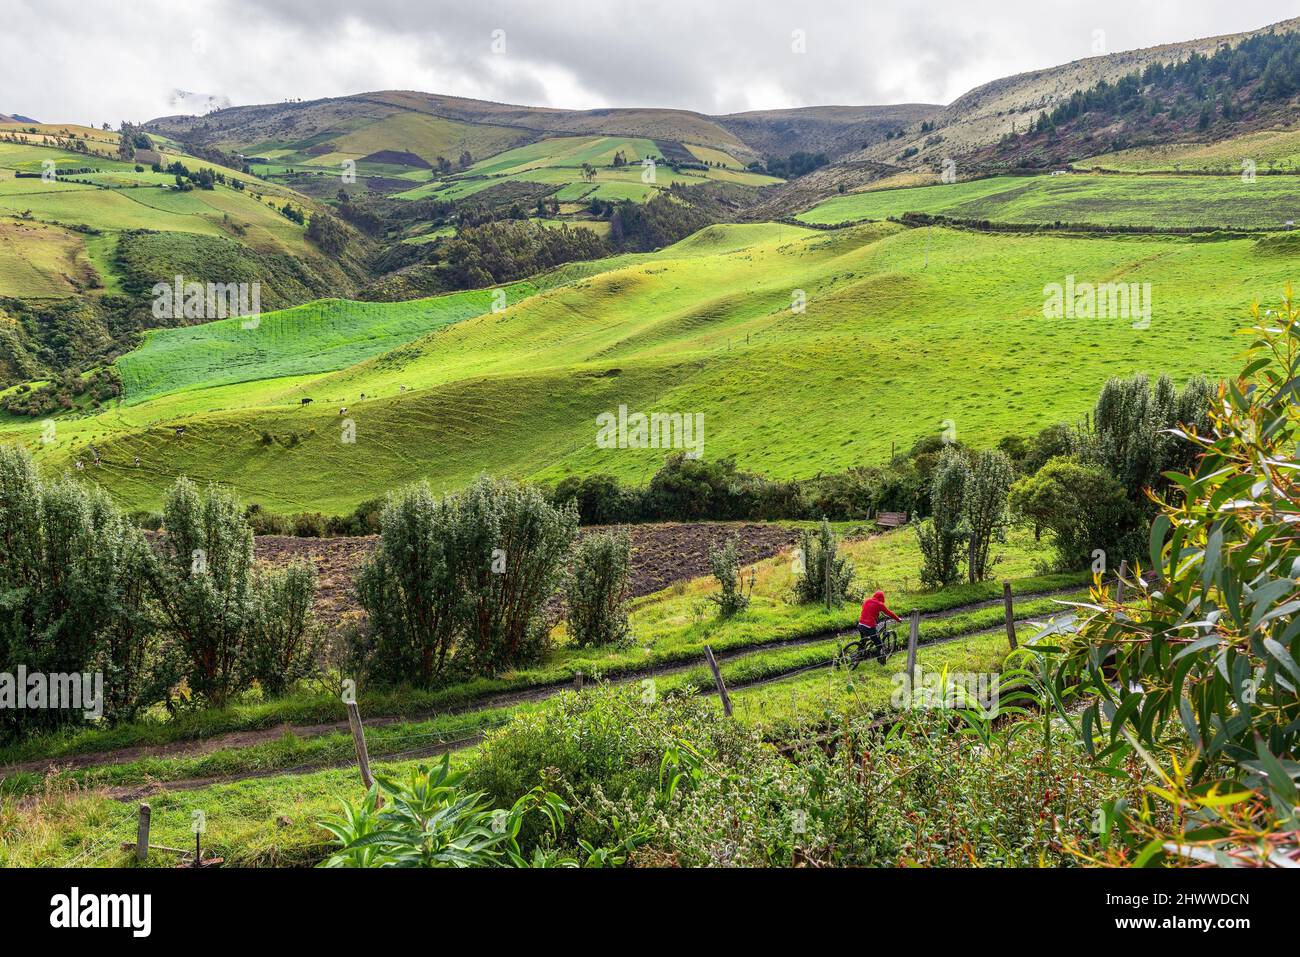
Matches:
[3,17,1299,516]
[146,92,935,197]
[4,217,1292,514]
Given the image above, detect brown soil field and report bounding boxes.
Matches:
[253,522,802,632]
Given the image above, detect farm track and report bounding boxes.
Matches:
[3,587,1083,799]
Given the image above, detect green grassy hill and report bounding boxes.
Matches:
[795,172,1300,229]
[4,218,1293,514]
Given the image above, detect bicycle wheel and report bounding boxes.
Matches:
[840,640,865,670]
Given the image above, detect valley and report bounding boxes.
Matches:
[2,8,1298,885]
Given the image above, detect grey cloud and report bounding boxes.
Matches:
[3,0,1298,122]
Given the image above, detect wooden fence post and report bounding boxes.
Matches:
[346,701,376,796]
[905,610,920,684]
[1003,580,1017,650]
[703,645,733,718]
[135,804,151,864]
[1116,560,1129,605]
[574,669,584,692]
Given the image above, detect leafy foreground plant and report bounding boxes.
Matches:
[319,754,643,867]
[459,683,1139,867]
[1044,289,1300,867]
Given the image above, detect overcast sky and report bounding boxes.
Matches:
[4,1,1297,124]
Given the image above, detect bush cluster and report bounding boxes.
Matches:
[351,477,578,685]
[0,447,318,740]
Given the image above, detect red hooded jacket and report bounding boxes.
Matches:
[859,591,902,627]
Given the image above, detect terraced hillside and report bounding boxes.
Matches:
[0,122,366,389]
[4,216,1291,514]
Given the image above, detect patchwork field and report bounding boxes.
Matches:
[390,134,783,203]
[0,137,326,300]
[4,218,1291,514]
[796,171,1300,229]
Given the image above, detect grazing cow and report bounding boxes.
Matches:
[174,427,186,437]
[301,397,313,406]
[133,456,141,467]
[360,393,366,400]
[339,407,348,416]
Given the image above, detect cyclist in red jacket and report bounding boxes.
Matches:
[858,590,903,664]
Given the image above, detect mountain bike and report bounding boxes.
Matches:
[836,620,906,670]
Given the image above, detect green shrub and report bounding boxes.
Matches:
[243,503,290,536]
[916,446,968,588]
[1008,456,1136,570]
[793,518,855,606]
[247,560,318,697]
[330,497,384,536]
[564,528,632,648]
[1021,422,1075,474]
[550,474,639,525]
[0,445,167,737]
[805,468,875,520]
[353,483,461,687]
[150,479,277,708]
[1080,372,1213,504]
[290,512,326,538]
[706,535,753,617]
[645,453,751,521]
[455,477,577,674]
[353,477,577,685]
[466,684,750,849]
[962,449,1014,583]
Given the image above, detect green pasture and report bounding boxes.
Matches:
[4,219,1290,514]
[1078,127,1300,173]
[796,172,1300,230]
